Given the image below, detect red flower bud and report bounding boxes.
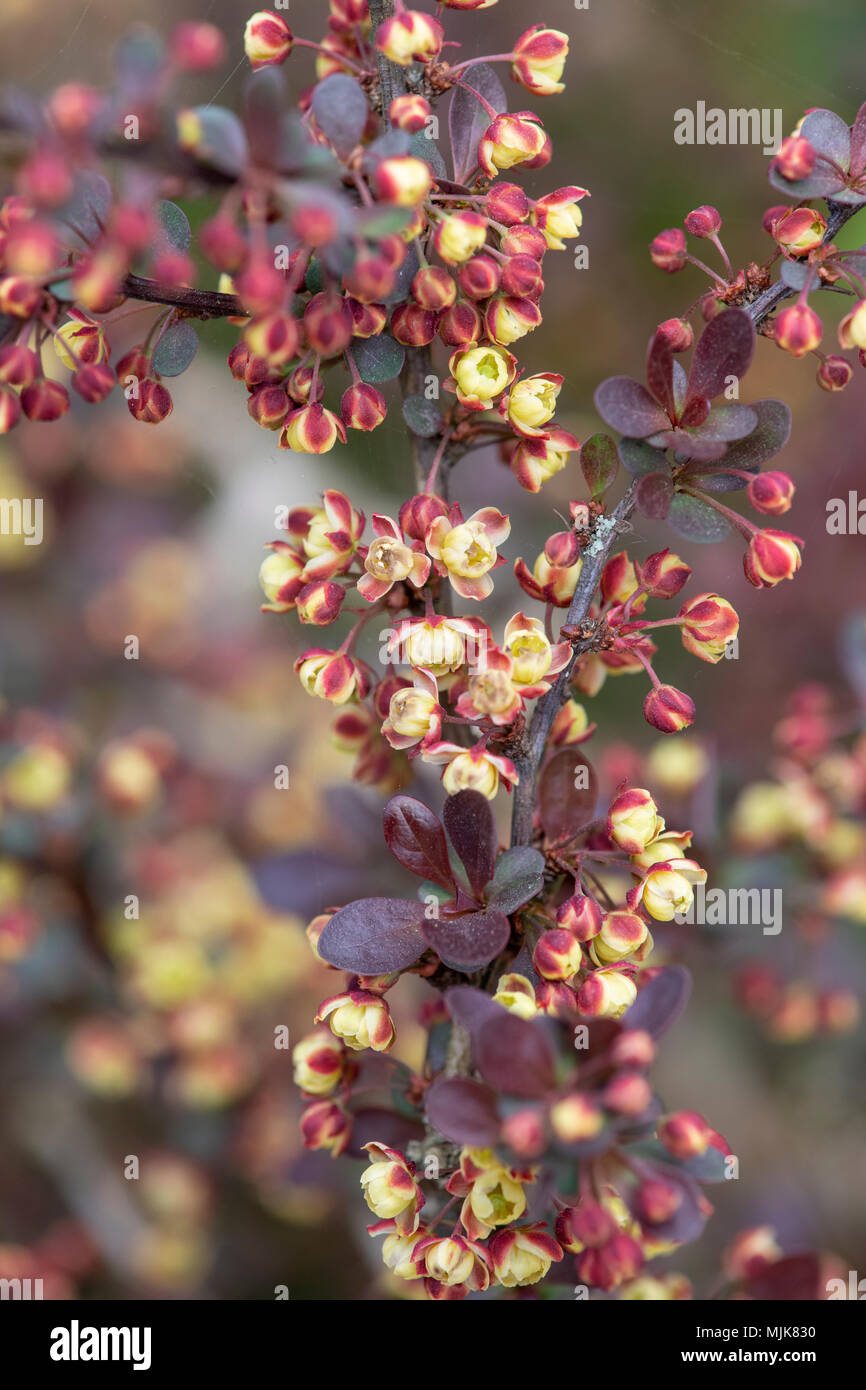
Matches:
[556,893,602,940]
[244,310,301,366]
[199,215,247,271]
[649,227,687,272]
[643,683,695,733]
[300,1099,351,1156]
[771,206,826,256]
[556,1202,614,1252]
[343,252,396,303]
[484,294,541,345]
[0,275,41,318]
[485,182,530,226]
[287,364,324,403]
[456,254,501,301]
[399,492,448,541]
[347,297,388,339]
[638,547,691,598]
[248,383,291,430]
[636,1178,682,1224]
[72,363,115,403]
[773,135,816,182]
[388,95,431,133]
[228,342,251,381]
[747,470,795,515]
[773,302,822,357]
[116,346,152,386]
[438,299,482,346]
[658,1110,710,1159]
[296,580,346,626]
[390,301,439,346]
[609,1029,656,1069]
[127,378,173,424]
[411,266,456,311]
[817,354,853,391]
[500,225,547,260]
[341,382,387,431]
[21,377,70,421]
[743,528,803,588]
[303,291,352,357]
[0,343,38,387]
[244,10,293,70]
[17,150,73,207]
[655,317,693,352]
[762,204,788,235]
[602,1070,652,1115]
[532,928,582,981]
[535,979,578,1017]
[684,205,721,237]
[171,21,227,71]
[500,253,544,300]
[0,384,21,433]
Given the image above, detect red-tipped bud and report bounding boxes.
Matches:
[390,301,439,346]
[555,1202,614,1252]
[602,1070,652,1116]
[300,1099,351,1156]
[771,206,827,256]
[684,205,721,237]
[678,591,740,662]
[649,227,687,272]
[532,928,582,981]
[0,343,39,387]
[438,299,483,346]
[457,255,501,301]
[343,252,396,304]
[636,1178,682,1225]
[774,302,822,357]
[372,154,433,207]
[303,291,352,357]
[762,204,788,235]
[501,1107,546,1159]
[21,377,70,421]
[341,382,387,431]
[247,383,291,430]
[500,224,547,260]
[643,684,695,733]
[575,970,637,1018]
[411,266,456,311]
[0,384,21,433]
[747,470,795,515]
[375,9,443,65]
[0,275,41,319]
[282,402,346,454]
[389,94,431,133]
[127,378,173,424]
[817,354,853,391]
[658,1110,711,1159]
[234,260,285,314]
[500,254,544,300]
[48,82,102,137]
[743,528,803,588]
[171,21,227,71]
[244,310,301,366]
[287,364,324,404]
[244,11,293,69]
[773,135,816,182]
[116,346,152,386]
[655,317,693,352]
[609,1029,656,1069]
[485,182,530,226]
[638,548,691,598]
[535,979,578,1017]
[17,150,73,207]
[347,297,388,338]
[432,211,488,265]
[556,893,602,941]
[608,788,661,853]
[72,363,115,403]
[399,492,449,542]
[199,215,247,272]
[296,580,346,626]
[484,294,541,346]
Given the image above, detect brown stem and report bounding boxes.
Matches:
[509,196,864,847]
[121,273,244,320]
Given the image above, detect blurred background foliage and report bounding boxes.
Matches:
[0,0,864,1299]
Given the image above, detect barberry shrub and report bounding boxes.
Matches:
[3,0,866,1300]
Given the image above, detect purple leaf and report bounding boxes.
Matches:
[426,1077,500,1146]
[685,309,755,407]
[799,107,851,172]
[850,100,866,179]
[181,105,248,177]
[318,897,426,974]
[476,1012,555,1098]
[383,796,455,892]
[445,984,505,1037]
[667,492,730,542]
[711,398,791,468]
[580,432,619,499]
[645,330,676,419]
[243,66,286,168]
[623,964,692,1037]
[594,377,670,438]
[649,429,728,462]
[152,321,198,378]
[538,749,599,847]
[484,846,545,914]
[692,402,757,443]
[635,471,674,520]
[442,790,496,899]
[448,62,507,183]
[618,438,667,477]
[311,73,369,159]
[423,908,510,972]
[348,1107,425,1158]
[632,1162,706,1245]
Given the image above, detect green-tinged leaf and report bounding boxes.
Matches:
[182,106,248,177]
[352,333,405,383]
[402,392,442,438]
[311,73,368,159]
[635,470,674,519]
[356,204,414,240]
[155,200,191,254]
[618,437,668,477]
[581,432,619,498]
[152,321,198,377]
[484,847,545,914]
[667,491,730,542]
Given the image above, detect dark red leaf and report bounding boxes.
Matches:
[442,790,496,898]
[635,471,674,520]
[685,309,755,407]
[445,984,504,1037]
[580,432,619,499]
[594,376,670,438]
[850,100,866,179]
[645,330,676,419]
[310,73,368,159]
[475,1012,556,1098]
[650,429,728,461]
[383,795,455,891]
[624,965,692,1037]
[425,1076,500,1146]
[347,1107,425,1158]
[318,897,426,973]
[423,908,510,972]
[484,846,545,913]
[538,749,599,847]
[448,62,507,183]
